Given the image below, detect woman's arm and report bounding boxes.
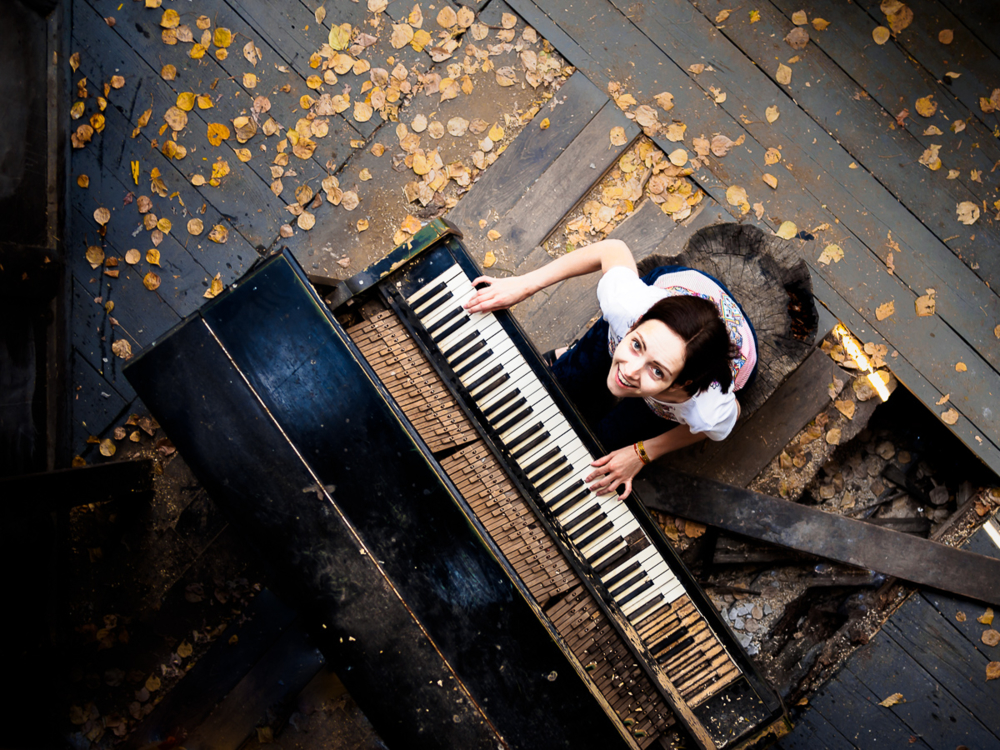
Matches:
[464,238,637,314]
[584,425,708,500]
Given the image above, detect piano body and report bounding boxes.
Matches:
[124,220,786,749]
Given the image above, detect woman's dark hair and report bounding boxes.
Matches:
[636,296,738,396]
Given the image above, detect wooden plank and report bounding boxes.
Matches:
[2,459,154,510]
[69,350,130,454]
[465,100,638,268]
[763,0,1000,281]
[884,595,1000,731]
[845,631,999,747]
[509,0,1000,474]
[920,520,1000,652]
[859,0,1000,136]
[807,667,934,748]
[448,71,608,235]
[776,708,855,750]
[694,0,1000,374]
[73,1,287,248]
[663,348,846,486]
[938,0,1000,60]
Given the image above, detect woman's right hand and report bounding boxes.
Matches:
[464,275,534,314]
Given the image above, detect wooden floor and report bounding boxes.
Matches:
[778,519,1000,748]
[63,0,1000,747]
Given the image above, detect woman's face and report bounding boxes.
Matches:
[606,319,687,399]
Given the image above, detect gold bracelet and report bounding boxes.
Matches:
[635,441,651,465]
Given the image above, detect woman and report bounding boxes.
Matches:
[463,238,757,499]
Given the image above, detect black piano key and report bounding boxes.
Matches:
[616,579,653,606]
[466,365,504,393]
[604,560,642,590]
[510,431,549,461]
[490,398,529,429]
[443,332,479,360]
[536,464,573,493]
[650,627,689,658]
[415,289,454,318]
[609,570,646,598]
[409,280,448,307]
[569,512,608,542]
[563,507,601,535]
[454,348,492,378]
[629,593,664,621]
[495,406,533,435]
[521,447,561,477]
[589,539,631,570]
[425,306,464,335]
[506,422,544,450]
[472,373,509,399]
[432,317,471,344]
[656,635,695,664]
[552,487,591,516]
[529,456,570,485]
[450,339,487,369]
[482,388,519,419]
[545,480,586,509]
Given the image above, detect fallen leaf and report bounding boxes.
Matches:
[157,217,171,234]
[208,224,228,243]
[887,5,913,33]
[835,400,856,420]
[826,427,842,445]
[341,191,359,211]
[487,229,501,241]
[143,271,161,291]
[94,207,111,225]
[715,9,731,23]
[785,27,810,49]
[77,174,89,188]
[988,662,1000,681]
[501,12,517,28]
[979,608,995,626]
[919,144,942,170]
[664,122,687,141]
[391,24,414,49]
[791,10,808,24]
[915,290,935,316]
[763,173,778,189]
[875,300,895,320]
[776,64,792,85]
[915,95,937,117]
[776,221,797,239]
[766,105,779,123]
[957,611,967,622]
[164,106,188,132]
[956,201,980,225]
[110,75,125,90]
[85,245,104,269]
[812,18,831,30]
[873,26,891,45]
[726,185,748,206]
[146,249,160,266]
[160,8,180,28]
[187,218,204,235]
[609,126,628,146]
[483,250,497,268]
[655,92,675,112]
[669,149,688,166]
[297,212,316,230]
[817,243,845,264]
[941,408,959,425]
[956,362,967,372]
[878,693,904,708]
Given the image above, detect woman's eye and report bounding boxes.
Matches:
[653,368,664,379]
[631,339,640,351]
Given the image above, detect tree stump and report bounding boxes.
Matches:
[637,223,817,417]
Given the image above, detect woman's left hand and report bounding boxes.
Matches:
[585,446,645,500]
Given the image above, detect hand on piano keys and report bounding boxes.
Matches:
[585,447,646,500]
[462,274,536,314]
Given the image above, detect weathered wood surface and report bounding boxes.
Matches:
[781,519,1000,747]
[506,0,1000,478]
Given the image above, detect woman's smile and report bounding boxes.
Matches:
[606,319,687,399]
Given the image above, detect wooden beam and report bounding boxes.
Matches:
[1,458,154,511]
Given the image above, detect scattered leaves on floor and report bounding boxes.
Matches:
[875,300,895,320]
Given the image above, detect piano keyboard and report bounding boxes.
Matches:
[400,262,742,703]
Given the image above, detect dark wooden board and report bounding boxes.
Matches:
[938,0,1000,61]
[182,621,325,750]
[885,594,1000,730]
[123,589,299,750]
[763,0,1000,282]
[776,707,856,750]
[447,71,608,235]
[845,629,999,748]
[508,0,1000,475]
[70,350,130,454]
[858,0,1000,137]
[2,459,154,511]
[807,667,934,748]
[73,1,287,248]
[663,348,846,487]
[696,0,1000,374]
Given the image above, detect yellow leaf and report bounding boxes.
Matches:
[213,27,233,48]
[750,10,760,23]
[77,174,89,188]
[609,126,628,146]
[94,207,110,225]
[762,173,778,189]
[70,101,85,120]
[160,9,180,28]
[488,124,504,141]
[204,274,224,299]
[176,92,195,112]
[791,10,808,25]
[915,290,935,316]
[329,23,352,50]
[878,693,904,708]
[956,201,980,225]
[765,105,779,123]
[69,51,80,72]
[483,250,497,267]
[391,23,414,49]
[143,271,161,291]
[826,427,841,445]
[146,248,161,266]
[85,245,104,269]
[357,219,369,232]
[915,95,937,117]
[776,220,797,239]
[411,29,432,52]
[812,18,830,30]
[235,148,252,162]
[875,300,895,320]
[244,73,258,89]
[873,26,891,45]
[835,400,856,420]
[776,64,792,85]
[187,218,204,235]
[941,408,959,425]
[539,118,550,130]
[208,224,229,243]
[207,123,230,146]
[956,362,967,372]
[401,215,422,234]
[817,243,844,265]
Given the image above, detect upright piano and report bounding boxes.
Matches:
[125,220,786,749]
